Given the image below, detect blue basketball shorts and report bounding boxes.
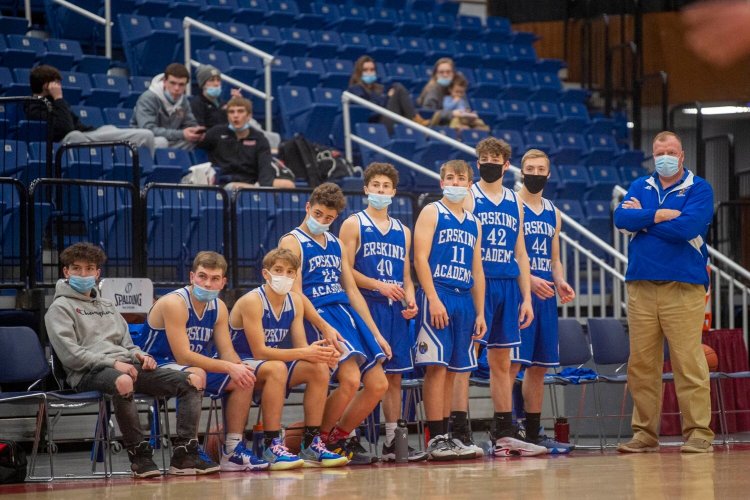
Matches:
[477,277,522,349]
[414,286,477,372]
[304,302,386,377]
[367,298,414,374]
[511,292,560,367]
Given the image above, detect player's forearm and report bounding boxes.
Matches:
[551,260,566,288]
[352,268,381,292]
[301,295,326,328]
[516,258,533,302]
[175,351,236,373]
[414,257,438,301]
[254,345,307,362]
[471,268,485,318]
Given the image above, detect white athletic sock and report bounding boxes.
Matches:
[225,433,242,454]
[385,422,397,446]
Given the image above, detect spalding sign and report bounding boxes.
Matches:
[99,278,154,314]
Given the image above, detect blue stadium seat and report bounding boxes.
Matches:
[428,38,458,60]
[391,123,423,155]
[503,70,535,99]
[585,134,619,165]
[321,59,353,89]
[462,129,490,147]
[455,40,484,68]
[311,87,342,108]
[339,33,372,61]
[558,101,590,132]
[482,42,513,69]
[366,7,399,35]
[61,71,92,105]
[587,166,622,201]
[542,163,560,198]
[195,50,231,73]
[233,0,268,25]
[0,67,14,92]
[484,16,513,43]
[277,28,312,57]
[290,1,325,29]
[472,98,501,127]
[613,149,645,168]
[510,43,538,70]
[524,131,557,155]
[0,141,27,175]
[227,51,263,86]
[290,57,325,88]
[310,31,343,60]
[455,15,483,40]
[134,0,170,17]
[397,37,428,65]
[412,162,442,193]
[328,4,368,33]
[0,15,28,36]
[89,74,129,107]
[201,0,236,22]
[271,191,308,251]
[532,71,562,101]
[248,25,282,54]
[214,23,251,53]
[277,85,337,144]
[354,122,390,166]
[618,165,649,189]
[60,145,113,180]
[186,196,226,259]
[556,166,590,200]
[45,39,82,66]
[497,100,530,130]
[395,10,427,37]
[155,148,192,167]
[369,35,400,61]
[527,101,561,131]
[1,35,38,68]
[424,12,455,38]
[384,63,417,88]
[235,190,276,271]
[103,108,133,128]
[493,129,525,163]
[553,132,587,165]
[471,69,504,99]
[118,14,179,77]
[70,106,105,129]
[555,199,586,221]
[39,41,76,71]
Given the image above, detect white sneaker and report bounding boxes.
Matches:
[449,437,478,459]
[426,435,458,461]
[493,436,548,457]
[220,442,269,471]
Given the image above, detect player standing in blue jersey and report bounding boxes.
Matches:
[452,137,539,457]
[279,183,391,465]
[339,163,428,462]
[413,159,487,461]
[511,149,576,454]
[140,251,269,471]
[229,248,349,469]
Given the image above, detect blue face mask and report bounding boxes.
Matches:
[68,275,97,294]
[192,284,219,303]
[654,154,680,177]
[443,185,468,203]
[306,216,330,235]
[205,86,222,98]
[361,73,377,85]
[367,193,392,210]
[437,77,452,87]
[228,122,251,133]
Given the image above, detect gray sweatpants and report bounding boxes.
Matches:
[63,125,156,155]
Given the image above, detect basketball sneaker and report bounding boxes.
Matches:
[128,441,161,478]
[329,435,378,465]
[425,435,458,461]
[532,435,574,455]
[298,436,349,468]
[188,440,221,474]
[220,441,270,471]
[450,432,484,458]
[381,440,428,462]
[492,436,548,457]
[262,438,304,470]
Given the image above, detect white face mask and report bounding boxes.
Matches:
[267,273,294,295]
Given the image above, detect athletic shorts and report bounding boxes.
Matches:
[304,303,386,378]
[160,362,231,396]
[511,292,560,367]
[414,286,477,372]
[241,359,299,405]
[477,277,522,348]
[368,298,414,374]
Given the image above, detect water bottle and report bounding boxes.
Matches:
[554,417,570,443]
[394,419,409,463]
[252,423,264,456]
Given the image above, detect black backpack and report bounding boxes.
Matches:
[0,440,27,484]
[279,134,359,187]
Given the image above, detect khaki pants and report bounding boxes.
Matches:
[626,280,714,444]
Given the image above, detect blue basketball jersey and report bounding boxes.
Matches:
[523,198,557,281]
[470,184,520,279]
[353,211,407,299]
[288,227,349,308]
[140,286,219,364]
[229,286,297,358]
[428,201,479,291]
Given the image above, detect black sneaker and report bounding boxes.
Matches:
[170,441,200,475]
[188,439,221,474]
[381,440,428,462]
[127,441,161,478]
[328,436,378,465]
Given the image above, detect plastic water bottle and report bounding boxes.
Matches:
[252,423,264,456]
[554,417,570,443]
[395,419,409,463]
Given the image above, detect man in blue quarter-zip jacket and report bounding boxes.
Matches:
[613,131,715,454]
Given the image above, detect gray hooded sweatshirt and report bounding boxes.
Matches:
[45,279,145,388]
[131,73,198,142]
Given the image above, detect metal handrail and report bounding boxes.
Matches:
[52,0,112,59]
[183,17,273,133]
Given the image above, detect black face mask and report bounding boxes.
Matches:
[523,174,548,194]
[479,162,504,183]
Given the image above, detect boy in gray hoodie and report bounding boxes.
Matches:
[44,242,219,478]
[131,63,205,150]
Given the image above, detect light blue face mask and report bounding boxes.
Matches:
[192,284,219,303]
[306,216,330,235]
[367,193,392,210]
[437,77,452,87]
[654,154,680,177]
[205,86,222,98]
[361,73,377,85]
[68,275,97,294]
[228,122,251,133]
[443,185,468,203]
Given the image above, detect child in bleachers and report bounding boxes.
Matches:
[439,74,489,132]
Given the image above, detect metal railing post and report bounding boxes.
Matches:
[343,94,352,163]
[264,59,273,133]
[104,0,111,59]
[184,24,192,96]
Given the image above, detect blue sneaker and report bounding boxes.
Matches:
[262,438,304,470]
[298,436,349,468]
[220,441,269,471]
[534,435,574,455]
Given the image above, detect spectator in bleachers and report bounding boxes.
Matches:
[438,73,489,132]
[198,97,295,189]
[417,57,466,126]
[189,64,281,150]
[347,55,429,131]
[26,65,156,153]
[131,63,205,150]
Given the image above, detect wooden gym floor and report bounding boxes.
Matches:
[2,445,750,499]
